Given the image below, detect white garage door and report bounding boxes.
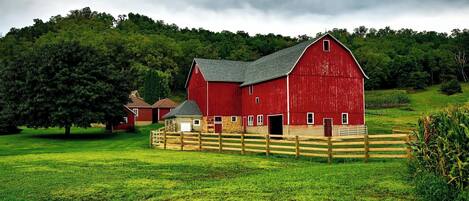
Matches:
[180,122,191,132]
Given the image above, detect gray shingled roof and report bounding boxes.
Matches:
[242,40,311,86]
[194,58,249,82]
[162,100,202,119]
[187,33,367,87]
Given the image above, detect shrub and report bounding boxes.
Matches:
[365,90,410,109]
[414,171,455,201]
[456,190,469,201]
[411,106,469,191]
[409,71,430,90]
[441,79,463,95]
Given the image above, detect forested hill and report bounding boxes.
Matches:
[1,7,468,92]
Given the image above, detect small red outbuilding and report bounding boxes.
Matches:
[152,98,178,123]
[113,106,136,131]
[126,95,153,125]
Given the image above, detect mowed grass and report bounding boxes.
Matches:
[366,83,469,133]
[1,125,414,201]
[2,84,468,200]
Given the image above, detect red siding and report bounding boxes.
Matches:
[158,108,171,120]
[208,82,241,116]
[241,77,287,125]
[114,109,135,131]
[289,35,364,125]
[187,64,208,116]
[128,107,152,122]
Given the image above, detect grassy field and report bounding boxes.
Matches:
[1,84,468,200]
[366,84,469,133]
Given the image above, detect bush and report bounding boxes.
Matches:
[409,71,430,90]
[441,79,463,95]
[456,190,469,201]
[414,171,455,201]
[365,90,410,109]
[410,106,469,191]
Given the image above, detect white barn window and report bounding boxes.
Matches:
[231,116,237,122]
[257,115,264,126]
[193,119,200,126]
[307,112,314,125]
[132,109,138,117]
[342,113,349,125]
[249,85,254,95]
[247,116,254,126]
[323,40,330,52]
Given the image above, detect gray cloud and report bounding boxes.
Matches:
[0,0,468,37]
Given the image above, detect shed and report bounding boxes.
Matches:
[163,100,202,132]
[152,98,178,123]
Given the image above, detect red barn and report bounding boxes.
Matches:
[113,106,136,131]
[152,98,178,123]
[180,33,367,136]
[126,95,153,125]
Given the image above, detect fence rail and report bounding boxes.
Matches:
[149,130,412,163]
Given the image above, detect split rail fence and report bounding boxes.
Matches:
[150,128,412,162]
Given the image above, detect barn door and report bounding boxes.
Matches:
[323,118,333,137]
[214,116,222,133]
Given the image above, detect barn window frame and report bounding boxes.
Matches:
[307,112,314,125]
[249,85,254,95]
[341,113,349,125]
[231,116,237,122]
[132,109,139,117]
[247,115,254,126]
[323,40,330,52]
[257,115,264,126]
[193,119,201,126]
[123,117,128,124]
[214,116,222,123]
[255,97,260,104]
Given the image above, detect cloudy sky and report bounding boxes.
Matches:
[1,0,469,37]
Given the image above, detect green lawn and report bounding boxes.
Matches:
[1,125,414,201]
[1,84,468,200]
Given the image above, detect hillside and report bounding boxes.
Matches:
[366,83,469,133]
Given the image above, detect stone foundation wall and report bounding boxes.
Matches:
[136,121,152,126]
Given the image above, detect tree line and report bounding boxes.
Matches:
[0,7,468,133]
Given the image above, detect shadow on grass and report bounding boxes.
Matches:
[32,132,120,141]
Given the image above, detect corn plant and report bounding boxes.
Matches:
[411,105,469,191]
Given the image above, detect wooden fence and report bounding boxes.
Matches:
[150,129,412,163]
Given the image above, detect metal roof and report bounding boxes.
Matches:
[162,100,202,119]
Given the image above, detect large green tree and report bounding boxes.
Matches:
[4,41,131,135]
[142,70,171,104]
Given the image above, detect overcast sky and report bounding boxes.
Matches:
[1,0,469,37]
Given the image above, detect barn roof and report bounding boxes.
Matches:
[152,98,178,108]
[126,95,152,108]
[163,100,202,119]
[193,58,249,83]
[185,33,368,87]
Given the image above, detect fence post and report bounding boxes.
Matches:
[180,131,184,151]
[266,134,270,156]
[149,131,153,148]
[241,132,245,155]
[295,135,300,159]
[406,134,412,158]
[364,134,369,163]
[327,137,332,164]
[218,132,222,152]
[198,131,202,151]
[163,130,167,150]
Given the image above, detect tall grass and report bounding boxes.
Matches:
[365,90,410,109]
[411,105,469,193]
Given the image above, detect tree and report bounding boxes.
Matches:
[5,41,131,135]
[142,70,170,104]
